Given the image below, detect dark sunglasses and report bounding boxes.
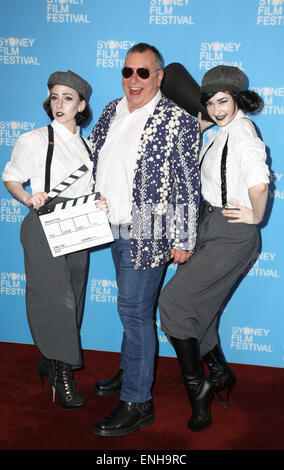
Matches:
[121,67,161,79]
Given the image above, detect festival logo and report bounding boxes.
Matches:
[199,42,243,71]
[0,121,36,147]
[0,198,26,224]
[248,251,280,279]
[46,0,91,24]
[257,0,284,26]
[89,278,117,303]
[0,272,26,296]
[96,40,136,69]
[252,86,284,116]
[230,326,273,353]
[149,0,194,25]
[0,37,39,66]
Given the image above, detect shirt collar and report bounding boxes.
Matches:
[118,89,162,116]
[51,119,80,143]
[219,109,246,134]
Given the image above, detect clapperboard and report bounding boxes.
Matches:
[38,165,114,257]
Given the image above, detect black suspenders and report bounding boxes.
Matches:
[199,135,229,208]
[44,125,54,193]
[44,125,92,194]
[80,135,92,158]
[220,136,229,208]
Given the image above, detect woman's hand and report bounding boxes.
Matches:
[96,196,108,213]
[4,181,48,210]
[25,192,48,210]
[198,111,214,134]
[222,201,256,224]
[222,185,268,225]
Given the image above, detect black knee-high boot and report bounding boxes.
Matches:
[171,336,215,432]
[203,344,235,408]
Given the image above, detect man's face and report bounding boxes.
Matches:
[122,50,164,112]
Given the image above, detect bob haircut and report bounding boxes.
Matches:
[201,89,263,114]
[43,92,91,126]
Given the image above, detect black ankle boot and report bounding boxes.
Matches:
[203,345,236,408]
[170,336,215,432]
[93,369,124,397]
[93,400,154,437]
[50,361,84,409]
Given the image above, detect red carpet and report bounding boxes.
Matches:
[0,342,283,453]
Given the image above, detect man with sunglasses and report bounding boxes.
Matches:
[88,43,200,437]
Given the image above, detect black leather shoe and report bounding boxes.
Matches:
[93,400,154,437]
[93,369,124,397]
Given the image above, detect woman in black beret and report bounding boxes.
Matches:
[159,65,270,431]
[2,70,106,409]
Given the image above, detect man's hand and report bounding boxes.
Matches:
[170,248,192,264]
[96,195,108,213]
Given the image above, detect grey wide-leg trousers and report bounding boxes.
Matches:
[159,201,259,357]
[20,205,89,368]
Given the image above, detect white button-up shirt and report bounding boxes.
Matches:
[2,119,94,199]
[199,110,270,209]
[95,90,162,224]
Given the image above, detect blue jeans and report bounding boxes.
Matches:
[111,233,165,403]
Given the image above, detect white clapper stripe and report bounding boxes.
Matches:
[47,164,89,199]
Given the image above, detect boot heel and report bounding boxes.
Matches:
[215,390,228,409]
[52,385,56,403]
[224,377,235,405]
[203,345,236,408]
[39,372,45,390]
[214,376,235,409]
[38,356,51,391]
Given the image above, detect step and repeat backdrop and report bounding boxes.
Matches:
[1,0,283,368]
